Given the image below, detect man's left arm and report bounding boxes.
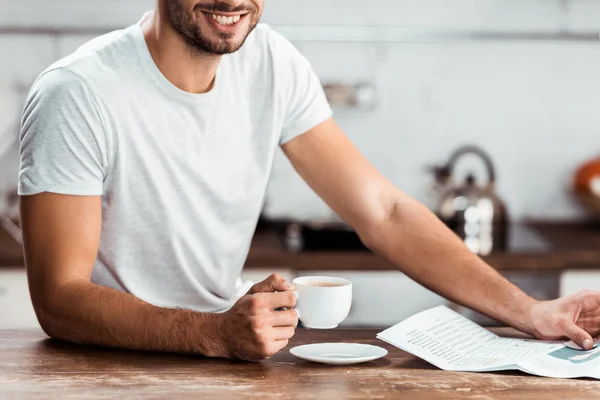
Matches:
[282,117,600,349]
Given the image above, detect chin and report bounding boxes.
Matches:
[199,33,250,54]
[205,41,244,54]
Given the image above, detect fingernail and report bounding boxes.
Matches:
[584,339,593,349]
[284,281,294,290]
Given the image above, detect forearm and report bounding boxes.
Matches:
[364,197,537,334]
[35,280,226,356]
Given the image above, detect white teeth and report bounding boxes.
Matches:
[210,14,241,26]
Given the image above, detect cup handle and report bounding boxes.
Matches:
[293,290,300,320]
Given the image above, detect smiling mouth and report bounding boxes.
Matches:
[201,11,249,29]
[209,13,243,26]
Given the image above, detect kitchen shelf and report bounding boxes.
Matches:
[0,25,599,42]
[3,221,600,271]
[276,26,600,43]
[245,221,600,272]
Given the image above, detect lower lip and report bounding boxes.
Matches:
[202,12,247,33]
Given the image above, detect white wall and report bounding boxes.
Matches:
[1,0,600,221]
[267,39,600,221]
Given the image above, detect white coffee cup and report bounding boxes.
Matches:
[292,276,352,329]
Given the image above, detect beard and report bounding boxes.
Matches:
[166,0,260,55]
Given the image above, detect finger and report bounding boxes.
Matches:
[578,310,600,320]
[269,309,299,327]
[573,321,600,337]
[262,339,289,359]
[575,317,600,325]
[560,318,595,350]
[249,274,294,294]
[574,290,600,311]
[263,290,297,309]
[274,339,289,352]
[272,327,296,340]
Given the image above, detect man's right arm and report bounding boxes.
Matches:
[21,192,297,360]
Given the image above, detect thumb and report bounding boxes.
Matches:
[248,274,294,294]
[564,320,594,350]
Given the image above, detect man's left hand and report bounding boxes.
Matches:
[529,290,600,350]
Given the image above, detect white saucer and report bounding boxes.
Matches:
[289,343,388,365]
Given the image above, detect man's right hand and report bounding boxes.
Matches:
[218,274,298,361]
[22,193,298,360]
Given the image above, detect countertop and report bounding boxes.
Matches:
[1,221,600,271]
[2,328,598,399]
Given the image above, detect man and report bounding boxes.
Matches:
[19,0,600,362]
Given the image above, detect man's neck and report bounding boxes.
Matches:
[142,10,220,94]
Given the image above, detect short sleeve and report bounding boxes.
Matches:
[18,67,107,196]
[271,32,333,145]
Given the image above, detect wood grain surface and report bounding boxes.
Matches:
[1,328,599,399]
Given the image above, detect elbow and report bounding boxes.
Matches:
[29,278,91,342]
[357,197,409,254]
[31,293,75,343]
[34,302,66,341]
[357,224,384,254]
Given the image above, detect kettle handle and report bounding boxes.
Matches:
[444,145,496,188]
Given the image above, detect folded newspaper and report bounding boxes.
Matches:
[377,305,600,379]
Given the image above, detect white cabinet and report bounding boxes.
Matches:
[296,270,449,328]
[560,270,600,296]
[452,271,561,326]
[0,268,40,329]
[5,265,585,331]
[241,268,448,328]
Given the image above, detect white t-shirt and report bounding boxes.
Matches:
[18,15,332,312]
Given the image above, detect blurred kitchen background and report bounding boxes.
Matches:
[1,0,600,329]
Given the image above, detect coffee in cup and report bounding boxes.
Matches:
[292,276,352,329]
[307,282,346,288]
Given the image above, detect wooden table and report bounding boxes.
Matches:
[2,329,599,399]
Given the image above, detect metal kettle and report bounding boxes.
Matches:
[430,145,509,256]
